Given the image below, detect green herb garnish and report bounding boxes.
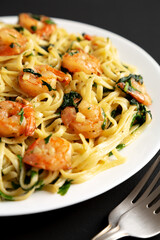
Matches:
[44,19,55,24]
[44,134,52,144]
[0,190,14,201]
[109,143,125,156]
[103,87,115,93]
[36,180,44,191]
[31,25,37,31]
[117,74,143,85]
[30,14,41,21]
[14,26,24,32]
[77,37,81,42]
[42,80,56,91]
[58,180,72,196]
[31,170,38,178]
[10,43,14,48]
[11,181,20,189]
[18,108,24,125]
[9,33,16,39]
[60,91,82,110]
[26,53,34,57]
[130,100,152,127]
[68,50,79,56]
[23,68,42,77]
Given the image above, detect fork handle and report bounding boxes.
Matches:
[92,226,129,240]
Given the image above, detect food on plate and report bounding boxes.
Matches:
[0,14,152,201]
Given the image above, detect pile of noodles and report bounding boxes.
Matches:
[0,17,151,200]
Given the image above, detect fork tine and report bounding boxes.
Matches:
[145,185,160,208]
[128,155,160,202]
[137,171,160,202]
[151,200,160,213]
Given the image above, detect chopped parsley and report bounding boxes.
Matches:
[0,191,14,201]
[25,53,34,58]
[30,14,41,21]
[23,68,42,77]
[14,26,24,32]
[76,37,81,42]
[103,87,115,93]
[60,91,82,110]
[30,170,38,178]
[31,25,37,31]
[40,44,54,52]
[42,80,56,91]
[11,181,20,189]
[10,43,14,48]
[44,19,55,24]
[9,33,16,39]
[109,143,125,156]
[117,74,143,85]
[130,100,152,127]
[18,108,24,125]
[44,134,52,144]
[58,180,72,196]
[68,50,79,56]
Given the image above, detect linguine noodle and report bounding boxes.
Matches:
[0,14,152,201]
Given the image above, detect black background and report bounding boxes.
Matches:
[0,1,160,239]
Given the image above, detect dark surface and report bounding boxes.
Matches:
[0,1,160,239]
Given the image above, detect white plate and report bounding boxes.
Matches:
[0,16,160,216]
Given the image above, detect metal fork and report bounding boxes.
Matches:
[92,155,160,240]
[93,185,160,239]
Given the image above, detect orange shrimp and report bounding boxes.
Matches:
[19,13,56,40]
[62,49,102,75]
[83,34,93,41]
[23,136,72,171]
[61,100,104,139]
[117,78,152,106]
[0,28,27,56]
[0,97,36,137]
[18,64,71,97]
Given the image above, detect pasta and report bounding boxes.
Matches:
[0,13,152,201]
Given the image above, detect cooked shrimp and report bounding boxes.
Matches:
[0,97,36,137]
[0,28,27,56]
[61,100,104,138]
[83,34,93,41]
[23,136,72,171]
[62,49,102,75]
[19,13,56,40]
[18,64,71,97]
[117,78,152,106]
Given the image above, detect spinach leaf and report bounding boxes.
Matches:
[109,143,125,156]
[23,68,42,77]
[42,80,56,91]
[14,26,24,32]
[31,25,37,32]
[58,180,72,196]
[68,50,79,56]
[44,19,55,24]
[117,74,143,85]
[60,91,81,110]
[30,14,41,21]
[0,191,14,201]
[18,108,24,125]
[130,99,152,127]
[44,134,52,144]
